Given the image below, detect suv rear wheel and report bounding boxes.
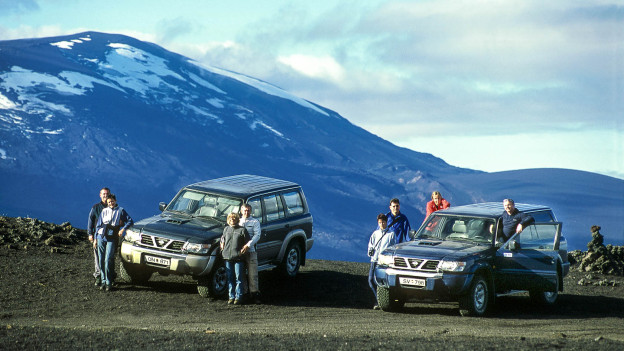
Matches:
[530,271,560,306]
[197,259,227,298]
[280,241,302,277]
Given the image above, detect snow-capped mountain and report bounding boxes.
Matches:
[1,32,622,261]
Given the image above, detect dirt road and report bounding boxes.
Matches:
[1,243,623,350]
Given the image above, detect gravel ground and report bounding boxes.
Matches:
[1,242,624,350]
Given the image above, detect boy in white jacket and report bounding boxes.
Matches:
[368,213,395,309]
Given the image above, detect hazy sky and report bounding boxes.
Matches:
[1,0,622,179]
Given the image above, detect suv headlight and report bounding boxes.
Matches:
[183,242,211,255]
[377,253,394,266]
[124,228,141,243]
[438,260,467,272]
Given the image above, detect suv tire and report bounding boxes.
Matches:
[280,241,302,278]
[377,286,404,311]
[459,275,490,317]
[197,259,227,298]
[530,271,559,306]
[119,261,152,285]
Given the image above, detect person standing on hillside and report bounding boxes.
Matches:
[87,187,110,288]
[95,194,133,292]
[424,191,451,222]
[386,198,411,243]
[220,212,250,305]
[240,203,262,304]
[501,198,534,242]
[368,214,395,310]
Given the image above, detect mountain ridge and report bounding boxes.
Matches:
[1,32,622,260]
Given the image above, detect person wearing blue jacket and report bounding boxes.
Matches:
[386,198,411,244]
[95,193,133,291]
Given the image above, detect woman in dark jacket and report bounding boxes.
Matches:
[220,212,249,304]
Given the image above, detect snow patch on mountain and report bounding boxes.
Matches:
[0,93,16,109]
[100,43,184,96]
[190,60,329,117]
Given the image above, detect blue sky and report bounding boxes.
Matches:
[1,0,622,179]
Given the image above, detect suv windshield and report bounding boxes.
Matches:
[166,190,242,222]
[416,214,496,244]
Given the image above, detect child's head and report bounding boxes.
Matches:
[227,212,240,226]
[377,213,387,229]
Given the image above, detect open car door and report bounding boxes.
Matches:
[494,222,562,292]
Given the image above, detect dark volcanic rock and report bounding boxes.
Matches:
[568,225,624,278]
[0,216,87,248]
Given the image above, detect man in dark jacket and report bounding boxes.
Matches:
[87,187,110,287]
[501,198,535,241]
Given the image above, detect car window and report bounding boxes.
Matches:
[508,223,561,250]
[263,194,284,222]
[282,191,304,216]
[246,197,263,222]
[530,210,554,222]
[418,215,495,244]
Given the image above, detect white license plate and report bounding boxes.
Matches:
[399,277,426,287]
[145,255,170,266]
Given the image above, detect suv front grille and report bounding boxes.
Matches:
[394,257,408,267]
[392,257,440,271]
[139,234,185,253]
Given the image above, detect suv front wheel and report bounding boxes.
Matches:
[377,286,404,311]
[197,259,227,298]
[459,275,490,316]
[119,261,153,285]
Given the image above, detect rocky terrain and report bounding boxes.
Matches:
[1,216,624,350]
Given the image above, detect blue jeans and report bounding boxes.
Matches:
[368,262,377,301]
[225,260,244,300]
[97,239,118,286]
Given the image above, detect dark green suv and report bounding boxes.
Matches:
[119,174,314,298]
[375,202,568,316]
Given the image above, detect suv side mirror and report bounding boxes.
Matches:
[509,240,521,251]
[408,230,417,240]
[159,202,167,212]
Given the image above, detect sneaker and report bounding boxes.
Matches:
[233,299,242,305]
[105,284,113,292]
[227,299,234,305]
[99,284,106,291]
[94,277,101,287]
[373,305,380,310]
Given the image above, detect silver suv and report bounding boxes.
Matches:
[119,174,314,297]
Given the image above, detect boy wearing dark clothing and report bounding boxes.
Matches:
[220,212,250,305]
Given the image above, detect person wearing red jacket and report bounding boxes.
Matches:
[424,191,450,222]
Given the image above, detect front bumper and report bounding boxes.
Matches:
[375,266,473,300]
[120,241,216,277]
